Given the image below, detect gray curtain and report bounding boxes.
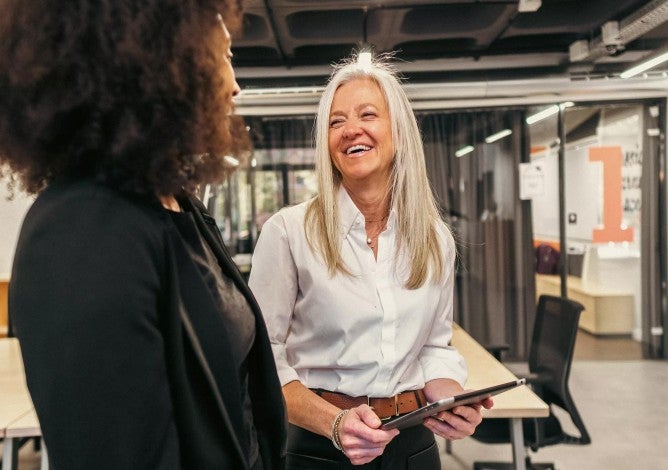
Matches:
[244,111,538,359]
[419,110,536,360]
[246,115,315,152]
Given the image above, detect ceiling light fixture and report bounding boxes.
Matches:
[357,51,373,67]
[569,40,590,62]
[526,101,574,125]
[455,145,474,157]
[620,51,668,78]
[518,0,542,12]
[223,155,239,167]
[356,6,373,68]
[485,129,513,143]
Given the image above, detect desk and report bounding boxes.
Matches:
[1,329,546,470]
[535,274,634,334]
[0,338,46,470]
[452,324,549,470]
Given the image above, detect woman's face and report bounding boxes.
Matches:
[327,77,394,186]
[219,19,241,104]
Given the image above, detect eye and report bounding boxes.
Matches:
[361,110,377,119]
[329,118,344,128]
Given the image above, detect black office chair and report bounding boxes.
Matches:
[471,295,591,470]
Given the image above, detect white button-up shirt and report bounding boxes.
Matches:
[249,187,467,397]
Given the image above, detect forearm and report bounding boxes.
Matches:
[423,377,465,402]
[282,380,341,437]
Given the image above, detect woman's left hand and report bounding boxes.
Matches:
[421,378,494,440]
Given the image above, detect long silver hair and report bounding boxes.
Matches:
[305,52,448,288]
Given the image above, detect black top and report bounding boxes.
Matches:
[10,179,286,469]
[169,210,259,466]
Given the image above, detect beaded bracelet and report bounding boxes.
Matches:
[330,409,349,451]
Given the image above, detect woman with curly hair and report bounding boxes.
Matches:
[0,1,286,468]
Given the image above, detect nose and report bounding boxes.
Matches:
[232,78,241,97]
[342,121,362,139]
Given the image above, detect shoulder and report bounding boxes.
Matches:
[10,180,169,336]
[29,179,163,227]
[18,180,167,259]
[434,218,456,254]
[262,199,310,235]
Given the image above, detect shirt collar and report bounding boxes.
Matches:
[337,185,362,236]
[337,185,397,235]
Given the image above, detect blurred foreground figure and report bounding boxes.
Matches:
[0,1,286,468]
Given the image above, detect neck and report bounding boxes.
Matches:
[159,195,181,212]
[342,182,391,222]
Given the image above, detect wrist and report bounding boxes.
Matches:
[330,409,349,451]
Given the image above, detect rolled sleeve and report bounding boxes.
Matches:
[419,346,468,386]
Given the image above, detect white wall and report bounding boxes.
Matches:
[0,176,33,277]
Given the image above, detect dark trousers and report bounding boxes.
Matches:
[286,423,440,470]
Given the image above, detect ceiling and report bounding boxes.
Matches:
[232,0,668,113]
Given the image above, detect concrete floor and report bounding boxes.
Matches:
[439,359,668,470]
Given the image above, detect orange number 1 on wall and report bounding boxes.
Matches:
[589,146,634,243]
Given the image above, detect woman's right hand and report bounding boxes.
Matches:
[337,404,400,465]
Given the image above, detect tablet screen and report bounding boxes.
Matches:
[379,378,526,430]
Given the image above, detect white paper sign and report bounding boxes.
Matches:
[519,161,545,200]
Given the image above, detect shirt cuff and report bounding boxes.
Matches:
[419,352,468,387]
[270,343,301,387]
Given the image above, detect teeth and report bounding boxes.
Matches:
[346,145,371,155]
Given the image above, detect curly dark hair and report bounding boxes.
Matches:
[0,0,243,196]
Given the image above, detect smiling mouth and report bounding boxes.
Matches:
[346,144,371,155]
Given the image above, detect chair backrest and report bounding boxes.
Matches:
[529,294,591,445]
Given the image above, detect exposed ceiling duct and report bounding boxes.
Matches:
[235,1,668,88]
[235,74,668,116]
[570,0,668,62]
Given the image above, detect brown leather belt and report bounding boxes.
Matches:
[314,389,427,419]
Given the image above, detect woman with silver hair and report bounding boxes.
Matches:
[249,53,491,469]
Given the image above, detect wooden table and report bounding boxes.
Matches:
[0,338,46,470]
[0,328,547,470]
[452,324,549,470]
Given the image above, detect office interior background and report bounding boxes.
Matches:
[1,1,668,468]
[2,0,668,368]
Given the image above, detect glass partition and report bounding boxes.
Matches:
[529,100,665,358]
[207,102,665,358]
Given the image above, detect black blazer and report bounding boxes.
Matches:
[10,180,286,470]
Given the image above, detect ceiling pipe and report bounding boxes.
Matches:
[235,74,668,116]
[569,0,668,62]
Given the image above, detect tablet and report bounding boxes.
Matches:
[380,378,526,430]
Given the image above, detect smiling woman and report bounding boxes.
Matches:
[327,77,394,196]
[248,53,493,470]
